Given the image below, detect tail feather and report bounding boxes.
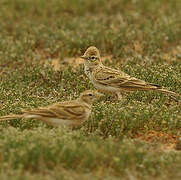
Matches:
[23,109,55,118]
[154,87,179,101]
[144,83,179,101]
[147,83,178,96]
[149,83,162,88]
[156,88,178,97]
[0,114,24,121]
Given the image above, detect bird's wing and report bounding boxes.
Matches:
[93,66,155,90]
[23,101,87,121]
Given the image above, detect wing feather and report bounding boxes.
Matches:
[23,101,86,121]
[93,66,157,90]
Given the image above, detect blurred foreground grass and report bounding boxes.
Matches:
[0,0,181,179]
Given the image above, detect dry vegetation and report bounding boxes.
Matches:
[0,0,181,179]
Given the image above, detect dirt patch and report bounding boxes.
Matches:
[61,57,84,69]
[132,130,178,151]
[133,41,143,55]
[51,58,61,71]
[161,45,181,63]
[35,48,113,71]
[42,55,113,71]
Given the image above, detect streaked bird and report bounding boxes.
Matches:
[0,90,103,127]
[81,46,178,100]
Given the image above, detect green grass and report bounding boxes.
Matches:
[0,0,181,179]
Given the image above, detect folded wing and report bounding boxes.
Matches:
[23,101,87,121]
[94,67,157,91]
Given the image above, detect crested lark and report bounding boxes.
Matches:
[0,90,103,127]
[81,46,178,100]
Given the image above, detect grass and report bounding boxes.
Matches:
[0,0,181,179]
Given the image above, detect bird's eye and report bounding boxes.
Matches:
[89,56,96,60]
[88,93,93,96]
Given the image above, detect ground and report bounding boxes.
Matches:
[0,0,181,179]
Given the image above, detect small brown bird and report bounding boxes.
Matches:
[81,46,178,100]
[0,90,103,127]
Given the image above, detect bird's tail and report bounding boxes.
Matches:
[150,83,179,101]
[156,88,178,97]
[0,114,24,121]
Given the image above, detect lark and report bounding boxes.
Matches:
[81,46,178,100]
[0,90,103,127]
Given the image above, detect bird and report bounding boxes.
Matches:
[0,90,103,127]
[80,46,179,101]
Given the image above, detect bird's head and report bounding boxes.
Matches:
[79,90,103,105]
[80,46,102,68]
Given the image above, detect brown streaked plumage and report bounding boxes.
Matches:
[0,90,103,127]
[81,46,179,100]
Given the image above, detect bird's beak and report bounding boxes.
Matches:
[80,55,87,60]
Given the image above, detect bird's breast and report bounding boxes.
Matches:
[84,66,91,78]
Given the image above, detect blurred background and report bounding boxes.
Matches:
[0,0,181,179]
[1,0,181,61]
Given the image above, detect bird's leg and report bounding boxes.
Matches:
[110,92,122,102]
[116,92,123,101]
